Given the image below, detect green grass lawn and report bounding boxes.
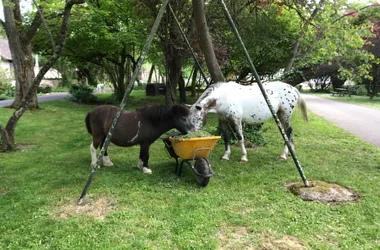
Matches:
[307,92,380,110]
[1,91,380,249]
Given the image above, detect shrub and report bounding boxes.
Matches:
[69,84,96,103]
[4,85,15,97]
[203,123,267,147]
[37,80,53,93]
[0,69,12,96]
[240,123,267,147]
[0,81,11,95]
[350,85,367,96]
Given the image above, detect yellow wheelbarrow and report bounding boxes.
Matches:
[162,134,221,187]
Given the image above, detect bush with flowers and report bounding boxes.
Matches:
[37,80,53,93]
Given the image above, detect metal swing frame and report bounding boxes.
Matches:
[78,0,309,204]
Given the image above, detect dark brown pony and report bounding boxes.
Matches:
[85,104,192,174]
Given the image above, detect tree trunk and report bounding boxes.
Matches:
[370,63,379,99]
[147,64,155,83]
[192,0,225,83]
[331,74,345,90]
[0,124,15,151]
[285,38,301,72]
[0,0,85,152]
[2,0,39,109]
[165,49,182,106]
[191,66,199,97]
[284,2,324,71]
[178,74,186,103]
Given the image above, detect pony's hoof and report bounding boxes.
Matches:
[240,159,248,163]
[91,162,100,169]
[142,167,152,174]
[279,156,287,160]
[103,156,113,166]
[221,154,230,161]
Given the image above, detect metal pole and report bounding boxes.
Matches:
[168,4,210,86]
[78,0,172,204]
[218,0,309,187]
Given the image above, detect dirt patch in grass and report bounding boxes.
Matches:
[52,196,115,220]
[287,180,360,205]
[216,225,306,249]
[260,232,307,250]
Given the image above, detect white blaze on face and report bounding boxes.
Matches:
[190,106,204,131]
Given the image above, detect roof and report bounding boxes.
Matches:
[42,68,62,79]
[0,38,12,61]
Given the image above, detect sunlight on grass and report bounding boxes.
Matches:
[1,92,380,249]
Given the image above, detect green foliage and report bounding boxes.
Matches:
[3,85,15,98]
[204,123,267,147]
[0,67,13,97]
[37,80,53,94]
[238,123,267,147]
[211,1,299,77]
[0,82,11,95]
[294,0,376,81]
[68,84,96,104]
[0,76,15,99]
[350,85,368,96]
[52,86,69,92]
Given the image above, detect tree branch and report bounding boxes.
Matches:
[31,0,55,48]
[5,0,85,135]
[333,4,380,24]
[25,6,42,42]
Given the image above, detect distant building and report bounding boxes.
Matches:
[0,38,14,81]
[0,38,62,86]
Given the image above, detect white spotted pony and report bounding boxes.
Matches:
[188,81,308,162]
[96,83,105,93]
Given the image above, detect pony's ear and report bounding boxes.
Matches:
[195,105,202,111]
[172,105,190,116]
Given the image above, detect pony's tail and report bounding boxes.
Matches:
[296,89,308,123]
[85,113,92,134]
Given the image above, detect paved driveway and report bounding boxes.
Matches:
[302,94,380,148]
[0,92,70,107]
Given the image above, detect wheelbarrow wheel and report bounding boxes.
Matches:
[194,157,212,187]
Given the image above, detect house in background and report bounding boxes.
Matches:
[0,38,15,84]
[34,54,62,86]
[0,38,62,86]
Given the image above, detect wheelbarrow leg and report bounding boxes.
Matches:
[178,160,185,176]
[174,158,179,174]
[178,160,191,176]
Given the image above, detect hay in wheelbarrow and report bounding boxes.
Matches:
[171,130,213,141]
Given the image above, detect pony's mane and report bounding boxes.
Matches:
[196,83,221,104]
[137,104,188,122]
